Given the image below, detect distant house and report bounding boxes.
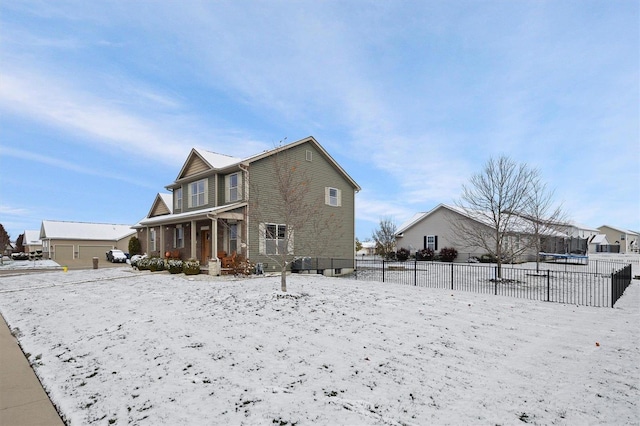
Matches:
[597,225,639,254]
[23,230,43,254]
[133,136,360,274]
[40,220,136,264]
[356,240,376,256]
[395,203,571,262]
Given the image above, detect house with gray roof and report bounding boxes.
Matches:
[40,220,135,264]
[133,136,360,275]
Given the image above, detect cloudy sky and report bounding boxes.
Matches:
[1,1,638,242]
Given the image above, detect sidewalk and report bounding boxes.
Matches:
[0,314,65,426]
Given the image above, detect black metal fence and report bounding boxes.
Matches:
[348,259,634,308]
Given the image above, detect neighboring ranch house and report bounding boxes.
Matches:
[395,204,571,262]
[133,136,360,275]
[23,229,43,253]
[597,225,639,254]
[40,220,135,264]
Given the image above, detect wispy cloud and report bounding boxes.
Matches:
[0,146,156,188]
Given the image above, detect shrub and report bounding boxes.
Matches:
[148,257,165,272]
[479,253,497,263]
[439,247,458,262]
[183,259,200,275]
[128,236,142,256]
[416,248,435,261]
[396,247,410,261]
[136,256,151,271]
[167,259,184,274]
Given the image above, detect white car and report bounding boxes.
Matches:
[106,249,127,263]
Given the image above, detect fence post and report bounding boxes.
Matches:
[546,270,550,302]
[611,270,615,308]
[382,260,385,283]
[414,258,417,286]
[451,263,454,290]
[494,266,498,295]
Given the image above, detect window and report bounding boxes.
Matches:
[226,173,240,202]
[174,226,184,248]
[325,187,342,207]
[189,179,207,207]
[425,235,438,251]
[150,228,157,251]
[175,187,183,210]
[261,223,290,255]
[306,150,313,162]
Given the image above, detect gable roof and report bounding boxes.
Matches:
[590,234,609,244]
[242,136,361,191]
[598,225,639,236]
[147,193,174,218]
[23,230,42,245]
[397,203,568,238]
[40,220,135,241]
[168,136,360,191]
[175,148,242,181]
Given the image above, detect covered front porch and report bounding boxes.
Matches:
[135,203,247,274]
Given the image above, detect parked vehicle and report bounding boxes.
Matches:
[11,252,29,261]
[106,249,127,263]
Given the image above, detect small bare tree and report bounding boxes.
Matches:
[521,172,567,273]
[453,156,535,279]
[372,217,397,259]
[249,144,343,292]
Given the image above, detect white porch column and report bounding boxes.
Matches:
[213,217,218,259]
[190,220,197,259]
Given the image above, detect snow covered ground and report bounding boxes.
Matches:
[0,258,61,270]
[0,267,638,425]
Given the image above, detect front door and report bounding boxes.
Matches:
[201,230,211,264]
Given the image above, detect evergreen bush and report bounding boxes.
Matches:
[148,257,165,272]
[137,257,151,271]
[167,259,184,274]
[128,236,142,256]
[183,259,200,275]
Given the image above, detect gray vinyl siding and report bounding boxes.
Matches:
[247,141,356,268]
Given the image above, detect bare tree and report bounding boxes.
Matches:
[372,217,397,259]
[453,156,536,279]
[249,144,343,292]
[521,173,567,273]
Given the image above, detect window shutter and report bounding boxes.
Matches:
[258,223,266,255]
[337,189,342,207]
[434,236,438,251]
[237,173,243,200]
[225,175,230,203]
[324,187,330,205]
[423,236,427,250]
[187,184,192,208]
[203,179,208,205]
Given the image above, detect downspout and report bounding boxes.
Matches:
[238,163,250,259]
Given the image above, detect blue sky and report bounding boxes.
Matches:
[1,1,638,242]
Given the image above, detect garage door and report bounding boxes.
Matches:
[79,245,113,260]
[53,245,74,262]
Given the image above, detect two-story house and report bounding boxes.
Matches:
[133,136,360,274]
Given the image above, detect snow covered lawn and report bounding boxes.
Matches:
[0,268,638,425]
